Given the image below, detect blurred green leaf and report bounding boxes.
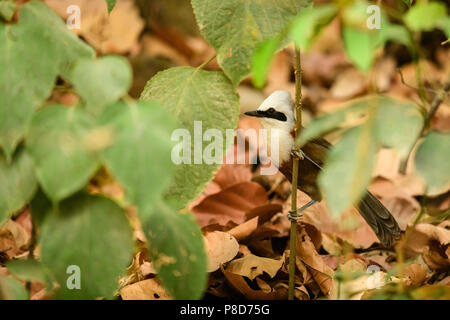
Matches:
[100,101,176,215]
[319,123,378,216]
[0,0,16,21]
[290,4,337,50]
[342,26,380,72]
[373,97,423,159]
[404,2,448,32]
[0,1,94,160]
[40,193,134,299]
[299,96,423,159]
[71,56,132,116]
[141,67,240,208]
[143,200,207,300]
[6,259,50,285]
[191,0,312,85]
[105,0,117,13]
[26,106,100,202]
[29,188,52,229]
[0,148,37,225]
[415,131,450,195]
[252,37,283,89]
[0,275,28,300]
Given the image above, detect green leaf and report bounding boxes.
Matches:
[319,124,377,216]
[298,99,370,147]
[29,188,52,229]
[99,101,176,215]
[143,200,207,300]
[191,0,312,85]
[6,259,49,284]
[0,148,37,225]
[140,67,240,208]
[0,0,16,21]
[26,105,100,202]
[71,56,132,116]
[0,275,28,300]
[105,0,117,13]
[252,37,282,89]
[290,4,337,50]
[342,26,379,72]
[298,96,423,160]
[373,97,423,159]
[0,1,94,159]
[404,2,448,32]
[40,193,134,299]
[415,131,450,195]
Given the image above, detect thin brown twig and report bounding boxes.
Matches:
[288,47,303,300]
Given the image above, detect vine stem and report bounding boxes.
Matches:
[288,46,303,300]
[196,53,217,70]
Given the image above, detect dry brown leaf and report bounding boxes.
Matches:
[192,182,267,227]
[120,278,171,300]
[222,268,287,300]
[227,217,258,241]
[296,228,334,295]
[225,254,283,280]
[213,164,252,190]
[423,243,450,271]
[330,68,366,100]
[0,220,30,259]
[45,0,144,54]
[204,231,239,272]
[402,263,427,286]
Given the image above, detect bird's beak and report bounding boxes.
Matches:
[244,110,264,118]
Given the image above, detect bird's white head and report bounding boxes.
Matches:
[245,90,295,132]
[244,90,296,167]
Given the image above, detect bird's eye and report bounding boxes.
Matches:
[267,107,275,114]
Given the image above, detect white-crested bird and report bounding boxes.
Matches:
[245,90,401,247]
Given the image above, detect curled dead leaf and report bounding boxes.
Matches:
[204,231,239,272]
[225,254,283,281]
[120,278,171,300]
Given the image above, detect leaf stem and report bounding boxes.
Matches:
[196,54,217,70]
[288,46,303,300]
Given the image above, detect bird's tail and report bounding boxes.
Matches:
[358,191,401,247]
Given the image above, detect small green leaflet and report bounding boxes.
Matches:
[105,0,117,13]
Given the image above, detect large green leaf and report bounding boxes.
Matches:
[0,275,28,300]
[99,101,176,215]
[191,0,312,85]
[6,259,51,285]
[319,124,377,217]
[415,131,450,196]
[0,148,37,225]
[144,200,207,300]
[71,56,132,116]
[140,67,240,208]
[298,96,423,160]
[404,2,448,32]
[40,193,134,299]
[26,106,100,202]
[0,1,94,159]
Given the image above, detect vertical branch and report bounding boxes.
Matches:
[288,47,303,300]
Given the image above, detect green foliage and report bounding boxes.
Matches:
[192,0,312,85]
[0,1,94,160]
[141,67,240,208]
[26,106,100,202]
[6,259,51,285]
[71,56,133,116]
[0,0,16,21]
[300,96,423,215]
[144,200,207,300]
[319,123,377,217]
[415,131,450,195]
[40,194,134,299]
[105,0,117,13]
[404,2,449,35]
[0,275,28,300]
[0,148,37,224]
[99,101,176,214]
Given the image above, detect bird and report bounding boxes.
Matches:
[244,90,401,247]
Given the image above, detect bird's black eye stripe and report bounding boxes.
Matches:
[264,109,287,121]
